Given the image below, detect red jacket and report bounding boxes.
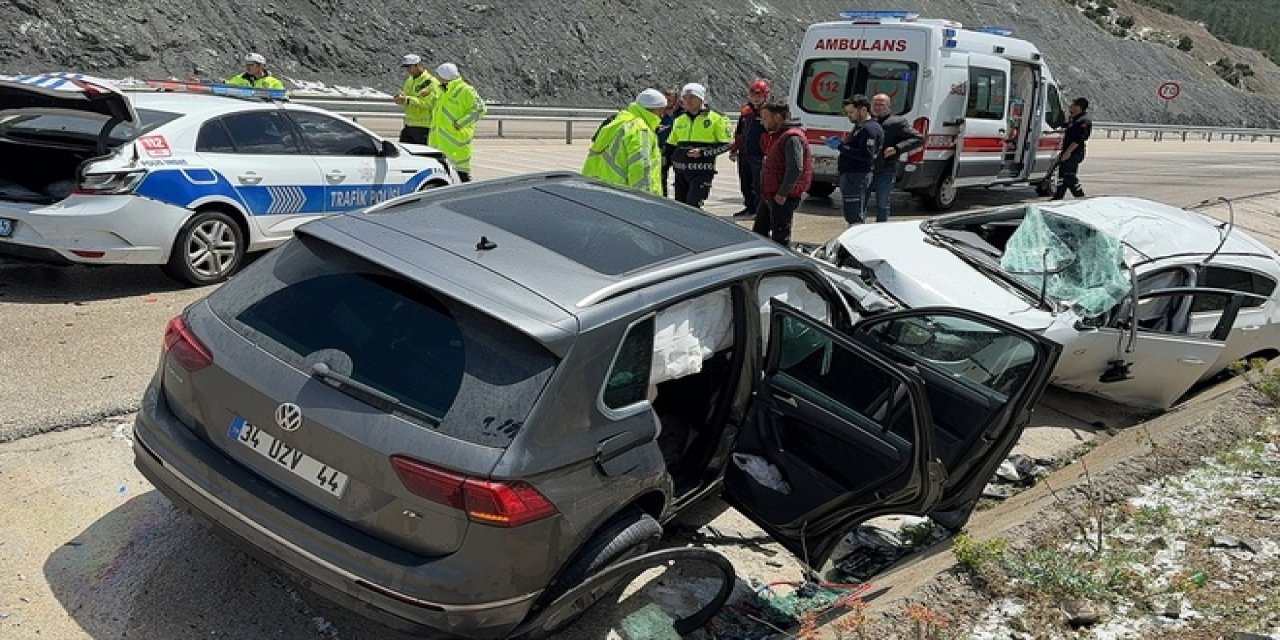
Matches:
[760,125,812,199]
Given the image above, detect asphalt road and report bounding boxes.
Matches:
[1,138,1279,639]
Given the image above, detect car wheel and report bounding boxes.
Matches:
[519,508,662,638]
[1035,178,1054,197]
[162,209,245,286]
[923,171,958,211]
[806,181,836,198]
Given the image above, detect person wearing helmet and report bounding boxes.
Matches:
[582,89,667,195]
[730,78,771,219]
[429,62,486,183]
[225,53,287,92]
[664,83,733,208]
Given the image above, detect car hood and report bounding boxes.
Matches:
[0,73,138,124]
[833,221,1059,331]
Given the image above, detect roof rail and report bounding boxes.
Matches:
[838,10,919,22]
[576,246,787,308]
[144,79,288,102]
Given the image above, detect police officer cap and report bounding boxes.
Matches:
[436,63,460,81]
[243,52,267,65]
[636,88,667,109]
[399,54,422,67]
[681,83,707,101]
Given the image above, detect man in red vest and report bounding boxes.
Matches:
[752,101,812,247]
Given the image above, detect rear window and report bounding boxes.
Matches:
[0,108,180,145]
[208,236,558,447]
[796,58,919,116]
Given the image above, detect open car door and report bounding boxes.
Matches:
[724,305,1059,574]
[850,308,1061,530]
[723,303,941,570]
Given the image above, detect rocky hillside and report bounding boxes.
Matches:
[3,0,1280,126]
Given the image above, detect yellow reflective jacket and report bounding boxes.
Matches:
[581,103,661,194]
[225,73,287,92]
[428,78,486,172]
[665,108,733,173]
[401,72,440,128]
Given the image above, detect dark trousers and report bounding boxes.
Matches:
[839,172,872,224]
[674,171,714,208]
[737,155,764,211]
[752,196,801,246]
[661,157,672,197]
[1052,152,1085,199]
[399,125,430,145]
[458,171,472,183]
[867,172,895,222]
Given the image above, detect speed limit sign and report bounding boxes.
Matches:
[1157,81,1181,101]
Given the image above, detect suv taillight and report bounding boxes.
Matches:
[909,117,929,164]
[163,315,213,371]
[73,170,147,195]
[391,455,558,527]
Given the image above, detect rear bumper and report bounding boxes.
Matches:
[132,386,540,639]
[0,195,190,265]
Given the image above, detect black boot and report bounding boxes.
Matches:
[1051,185,1067,200]
[1070,186,1085,198]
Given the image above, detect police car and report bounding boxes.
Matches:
[0,74,453,285]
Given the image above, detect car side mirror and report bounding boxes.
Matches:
[380,140,400,158]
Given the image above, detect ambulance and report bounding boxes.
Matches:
[788,11,1068,209]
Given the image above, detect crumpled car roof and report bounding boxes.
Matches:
[1040,196,1276,262]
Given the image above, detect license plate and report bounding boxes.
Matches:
[227,416,349,498]
[0,218,13,238]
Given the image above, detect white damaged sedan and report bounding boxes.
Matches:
[810,197,1280,409]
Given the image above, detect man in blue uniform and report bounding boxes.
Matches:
[1052,97,1092,200]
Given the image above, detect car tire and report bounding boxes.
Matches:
[806,181,836,198]
[923,170,957,211]
[518,508,662,638]
[1035,178,1054,197]
[161,209,246,286]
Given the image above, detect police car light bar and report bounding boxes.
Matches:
[839,10,919,22]
[145,79,288,101]
[975,26,1015,36]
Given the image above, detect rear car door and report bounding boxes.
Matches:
[724,305,1058,569]
[1052,288,1247,408]
[286,110,413,213]
[954,54,1011,186]
[723,303,940,570]
[195,110,324,241]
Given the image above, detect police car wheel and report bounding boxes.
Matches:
[163,209,245,286]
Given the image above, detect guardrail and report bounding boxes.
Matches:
[287,96,1280,145]
[1093,122,1280,142]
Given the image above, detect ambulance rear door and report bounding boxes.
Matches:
[953,53,1010,188]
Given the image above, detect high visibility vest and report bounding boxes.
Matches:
[428,79,486,172]
[666,108,733,172]
[581,103,662,194]
[225,73,287,92]
[401,72,440,128]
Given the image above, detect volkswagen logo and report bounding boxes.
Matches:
[275,402,303,432]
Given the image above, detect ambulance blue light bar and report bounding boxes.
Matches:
[839,10,920,22]
[145,79,288,101]
[943,28,958,48]
[975,26,1015,36]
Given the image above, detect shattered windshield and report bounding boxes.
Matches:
[998,206,1132,317]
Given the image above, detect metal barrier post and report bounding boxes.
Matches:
[498,120,505,138]
[566,121,573,145]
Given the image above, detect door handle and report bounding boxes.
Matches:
[237,172,262,185]
[326,170,347,183]
[771,392,798,408]
[1241,325,1261,331]
[1178,357,1206,366]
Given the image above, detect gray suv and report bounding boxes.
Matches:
[133,172,1060,638]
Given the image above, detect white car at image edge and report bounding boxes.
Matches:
[0,73,453,285]
[810,196,1280,409]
